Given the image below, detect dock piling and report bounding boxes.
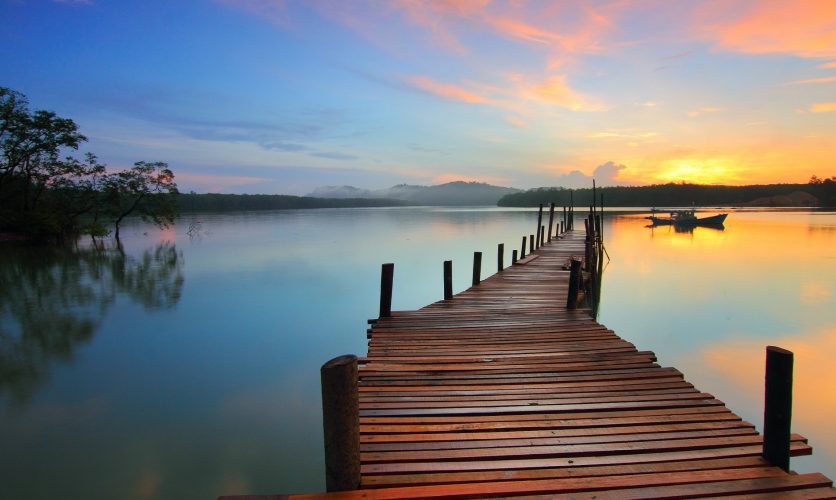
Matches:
[547,203,555,242]
[764,346,794,471]
[379,263,394,318]
[521,236,526,258]
[536,204,543,248]
[497,243,504,272]
[529,234,534,253]
[566,257,582,309]
[443,260,453,300]
[511,249,518,264]
[320,354,360,492]
[472,251,482,286]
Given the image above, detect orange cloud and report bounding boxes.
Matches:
[700,0,836,58]
[786,76,836,85]
[405,76,490,104]
[523,75,603,111]
[810,102,836,113]
[687,107,725,118]
[819,62,836,69]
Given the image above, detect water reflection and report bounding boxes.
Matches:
[0,242,183,402]
[695,326,836,476]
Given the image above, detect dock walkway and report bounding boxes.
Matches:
[232,231,835,499]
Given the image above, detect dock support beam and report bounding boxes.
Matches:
[536,204,543,248]
[443,260,453,300]
[763,346,794,471]
[379,263,394,318]
[497,243,504,272]
[511,249,518,264]
[321,355,360,492]
[521,236,526,258]
[472,251,482,286]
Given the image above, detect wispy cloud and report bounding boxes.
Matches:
[521,75,604,111]
[586,130,657,139]
[818,62,836,69]
[546,161,627,188]
[698,0,836,58]
[405,76,491,105]
[309,151,358,161]
[810,102,836,113]
[786,76,836,85]
[687,107,724,118]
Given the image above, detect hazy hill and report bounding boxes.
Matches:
[308,181,520,206]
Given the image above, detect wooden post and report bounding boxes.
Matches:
[560,221,564,235]
[497,243,504,272]
[584,219,592,272]
[566,258,582,309]
[540,226,545,248]
[535,204,543,248]
[321,354,360,492]
[443,260,453,300]
[521,236,526,258]
[547,203,555,242]
[472,251,482,286]
[529,234,534,253]
[563,206,567,231]
[379,263,394,318]
[511,249,518,264]
[763,346,793,472]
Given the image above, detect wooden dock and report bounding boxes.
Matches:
[225,229,835,499]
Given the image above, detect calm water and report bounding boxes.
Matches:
[1,207,834,498]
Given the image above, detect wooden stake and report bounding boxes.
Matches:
[472,251,482,286]
[567,258,582,309]
[497,243,504,272]
[443,260,452,300]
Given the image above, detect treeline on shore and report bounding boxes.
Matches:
[498,181,836,208]
[176,193,407,211]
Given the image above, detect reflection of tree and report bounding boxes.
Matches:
[0,243,183,402]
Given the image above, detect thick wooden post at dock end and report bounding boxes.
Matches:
[472,251,482,286]
[529,234,534,253]
[540,226,545,248]
[443,260,453,300]
[497,243,504,272]
[511,249,517,264]
[320,355,360,492]
[536,204,543,247]
[764,346,794,471]
[379,263,394,318]
[520,236,526,258]
[566,257,582,309]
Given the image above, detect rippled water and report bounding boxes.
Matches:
[1,207,833,498]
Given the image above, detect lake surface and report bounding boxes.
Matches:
[1,207,834,499]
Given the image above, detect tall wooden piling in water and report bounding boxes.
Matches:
[443,260,452,300]
[379,263,394,318]
[472,251,482,286]
[320,355,360,492]
[764,346,794,471]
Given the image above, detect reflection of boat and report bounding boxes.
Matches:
[646,209,728,227]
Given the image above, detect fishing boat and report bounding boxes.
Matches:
[646,208,728,227]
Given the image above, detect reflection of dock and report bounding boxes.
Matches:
[224,221,834,498]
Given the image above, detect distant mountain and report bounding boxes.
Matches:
[307,181,520,206]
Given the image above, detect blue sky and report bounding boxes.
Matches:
[2,0,834,194]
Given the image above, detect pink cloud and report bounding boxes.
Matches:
[786,76,836,85]
[175,173,273,193]
[698,0,836,58]
[819,62,836,69]
[405,76,490,104]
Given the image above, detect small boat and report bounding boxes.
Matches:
[646,209,728,227]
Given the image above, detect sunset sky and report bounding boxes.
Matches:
[2,0,834,194]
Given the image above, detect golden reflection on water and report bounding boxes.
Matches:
[698,326,836,475]
[600,209,836,476]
